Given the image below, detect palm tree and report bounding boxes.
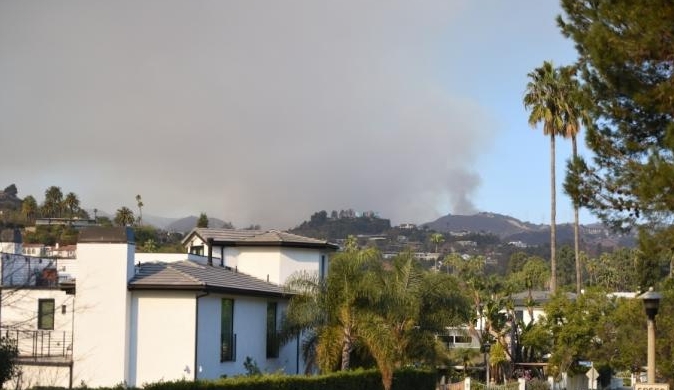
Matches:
[523,61,567,293]
[135,194,144,226]
[64,192,80,218]
[21,195,38,224]
[114,207,135,226]
[429,233,445,271]
[42,186,64,218]
[282,241,381,372]
[557,66,591,295]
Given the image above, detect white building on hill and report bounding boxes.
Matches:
[0,227,337,389]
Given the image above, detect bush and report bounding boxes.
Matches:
[525,378,550,390]
[139,368,434,390]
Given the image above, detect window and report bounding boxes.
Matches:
[38,299,55,330]
[266,302,279,358]
[190,245,204,256]
[220,299,235,362]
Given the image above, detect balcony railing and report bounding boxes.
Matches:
[2,328,72,363]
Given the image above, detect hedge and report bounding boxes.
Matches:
[33,368,435,390]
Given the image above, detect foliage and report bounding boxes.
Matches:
[137,368,435,390]
[197,213,209,228]
[558,0,674,234]
[525,378,550,390]
[243,356,262,376]
[291,210,391,240]
[114,207,135,227]
[0,337,19,387]
[281,244,469,390]
[23,225,79,246]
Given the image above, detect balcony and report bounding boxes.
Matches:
[2,328,72,366]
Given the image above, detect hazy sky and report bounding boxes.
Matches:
[0,1,590,229]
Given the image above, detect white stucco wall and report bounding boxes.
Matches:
[227,248,282,285]
[128,290,196,387]
[279,248,322,284]
[8,365,71,389]
[196,295,298,379]
[1,289,73,333]
[72,241,134,388]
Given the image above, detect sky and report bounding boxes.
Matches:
[0,1,594,229]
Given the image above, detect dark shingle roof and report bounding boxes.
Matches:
[182,228,338,249]
[128,260,287,297]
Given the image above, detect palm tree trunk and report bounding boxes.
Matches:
[550,133,557,292]
[341,330,351,370]
[572,136,581,294]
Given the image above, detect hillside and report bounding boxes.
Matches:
[422,212,543,237]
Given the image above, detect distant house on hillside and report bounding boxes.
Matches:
[0,227,338,389]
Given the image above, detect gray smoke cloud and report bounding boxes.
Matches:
[0,1,495,228]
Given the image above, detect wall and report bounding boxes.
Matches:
[279,248,322,284]
[72,240,134,388]
[128,290,196,386]
[225,248,281,285]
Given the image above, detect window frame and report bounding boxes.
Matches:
[220,298,235,362]
[37,298,55,330]
[266,302,279,358]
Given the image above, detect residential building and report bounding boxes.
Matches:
[0,227,337,389]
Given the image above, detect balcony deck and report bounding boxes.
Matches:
[3,328,73,366]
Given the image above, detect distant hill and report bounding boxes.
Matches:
[423,212,542,237]
[290,210,391,240]
[422,212,635,247]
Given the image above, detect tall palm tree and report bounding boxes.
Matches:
[523,61,567,293]
[42,186,64,218]
[135,194,143,226]
[429,233,445,271]
[64,192,80,218]
[557,66,591,295]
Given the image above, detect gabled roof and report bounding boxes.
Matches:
[128,260,288,297]
[182,228,339,250]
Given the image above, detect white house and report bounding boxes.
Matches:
[181,228,337,284]
[0,227,337,389]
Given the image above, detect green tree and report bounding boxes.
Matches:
[0,337,18,387]
[524,61,570,293]
[429,233,445,271]
[558,1,674,272]
[64,192,80,218]
[555,65,591,295]
[114,207,135,226]
[197,213,209,228]
[21,195,38,224]
[42,186,64,218]
[136,194,144,226]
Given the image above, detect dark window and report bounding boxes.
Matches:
[266,302,279,358]
[38,299,55,330]
[220,299,235,362]
[454,335,472,344]
[190,245,204,256]
[515,310,524,322]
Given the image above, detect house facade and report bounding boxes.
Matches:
[0,227,337,389]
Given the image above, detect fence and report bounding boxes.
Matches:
[3,328,72,359]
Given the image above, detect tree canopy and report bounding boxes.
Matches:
[559,0,674,234]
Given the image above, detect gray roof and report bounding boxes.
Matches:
[183,228,338,249]
[128,260,287,297]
